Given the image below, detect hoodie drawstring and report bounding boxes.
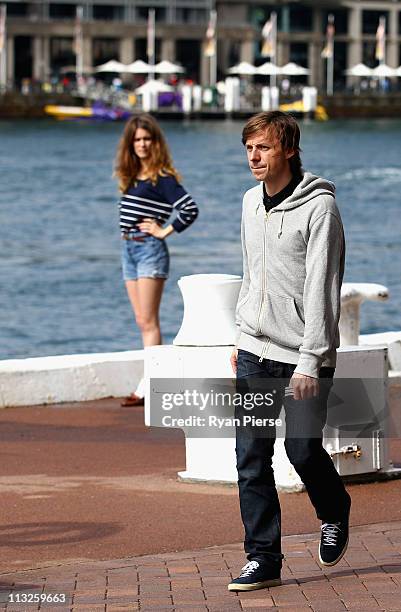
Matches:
[278,210,285,238]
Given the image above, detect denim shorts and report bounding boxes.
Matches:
[121,234,170,281]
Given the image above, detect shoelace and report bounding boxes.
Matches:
[239,560,260,577]
[321,522,341,546]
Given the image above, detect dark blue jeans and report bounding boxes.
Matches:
[236,349,351,566]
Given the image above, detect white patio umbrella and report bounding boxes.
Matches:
[279,62,309,76]
[371,64,397,78]
[154,60,185,74]
[124,60,152,74]
[344,63,373,77]
[95,60,127,73]
[135,79,174,94]
[227,61,258,75]
[257,62,280,75]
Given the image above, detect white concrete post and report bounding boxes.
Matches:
[340,283,389,346]
[192,85,202,111]
[261,86,279,111]
[181,84,192,114]
[224,77,240,112]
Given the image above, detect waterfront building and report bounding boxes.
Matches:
[2,0,401,90]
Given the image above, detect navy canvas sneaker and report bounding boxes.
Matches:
[228,559,281,592]
[319,520,349,566]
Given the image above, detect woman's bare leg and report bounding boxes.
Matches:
[125,277,165,347]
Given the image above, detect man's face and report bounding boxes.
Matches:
[245,129,293,183]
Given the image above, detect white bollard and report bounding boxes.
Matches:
[310,86,317,111]
[173,274,242,346]
[261,86,271,111]
[224,77,240,112]
[270,86,279,110]
[145,276,395,487]
[142,90,158,112]
[192,85,202,111]
[340,283,389,346]
[302,86,318,113]
[262,86,279,111]
[181,85,192,114]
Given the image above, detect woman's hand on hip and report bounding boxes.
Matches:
[138,218,167,239]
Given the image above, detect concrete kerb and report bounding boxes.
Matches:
[0,350,144,408]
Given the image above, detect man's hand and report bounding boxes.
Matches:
[230,348,238,374]
[289,372,319,401]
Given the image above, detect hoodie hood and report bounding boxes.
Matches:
[261,172,335,212]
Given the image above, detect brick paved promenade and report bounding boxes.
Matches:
[1,520,401,611]
[2,399,401,611]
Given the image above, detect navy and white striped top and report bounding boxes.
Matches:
[119,174,198,234]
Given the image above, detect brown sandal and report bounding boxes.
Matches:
[121,393,144,407]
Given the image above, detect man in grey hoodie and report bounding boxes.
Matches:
[228,111,351,592]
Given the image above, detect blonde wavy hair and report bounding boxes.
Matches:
[114,113,181,192]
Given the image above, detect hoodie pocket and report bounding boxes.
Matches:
[238,290,263,336]
[260,291,305,348]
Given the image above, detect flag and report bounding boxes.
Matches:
[375,16,386,62]
[261,12,276,58]
[147,8,155,62]
[0,4,6,54]
[321,14,335,59]
[204,10,217,57]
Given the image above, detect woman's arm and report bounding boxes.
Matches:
[160,175,199,233]
[138,218,175,239]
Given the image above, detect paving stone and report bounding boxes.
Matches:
[341,595,381,609]
[239,598,276,608]
[3,521,401,610]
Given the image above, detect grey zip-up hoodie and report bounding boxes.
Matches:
[236,172,345,379]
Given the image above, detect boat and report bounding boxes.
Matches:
[279,99,329,121]
[44,102,132,121]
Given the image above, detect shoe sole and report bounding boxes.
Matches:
[318,535,349,567]
[227,578,282,591]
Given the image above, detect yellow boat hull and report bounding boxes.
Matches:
[44,105,93,120]
[279,100,329,121]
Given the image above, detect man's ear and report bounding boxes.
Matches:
[285,149,295,160]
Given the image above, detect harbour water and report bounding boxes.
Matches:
[1,118,400,360]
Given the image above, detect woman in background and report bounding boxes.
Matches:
[114,114,199,406]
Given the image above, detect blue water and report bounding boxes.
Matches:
[0,119,400,360]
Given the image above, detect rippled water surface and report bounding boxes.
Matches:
[1,119,400,359]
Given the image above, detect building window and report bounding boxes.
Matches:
[333,41,346,88]
[289,3,313,33]
[137,6,166,23]
[362,40,378,68]
[228,41,240,67]
[289,42,308,72]
[134,38,161,63]
[249,5,281,31]
[93,5,124,21]
[322,9,348,36]
[49,3,76,19]
[93,38,120,65]
[175,8,206,24]
[176,39,200,82]
[50,37,75,73]
[362,10,389,35]
[249,3,313,34]
[6,2,28,17]
[14,35,32,81]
